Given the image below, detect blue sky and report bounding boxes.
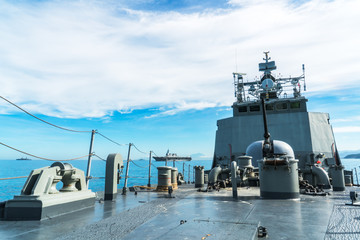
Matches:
[0,0,359,160]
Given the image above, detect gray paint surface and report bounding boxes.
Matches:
[0,185,358,239]
[214,111,336,170]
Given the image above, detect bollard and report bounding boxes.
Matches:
[171,167,178,189]
[231,161,238,198]
[105,153,124,201]
[156,166,172,191]
[194,166,204,188]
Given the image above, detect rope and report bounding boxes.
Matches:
[0,96,92,133]
[94,154,107,162]
[132,144,147,155]
[0,141,92,161]
[0,176,27,180]
[130,159,148,169]
[96,132,128,147]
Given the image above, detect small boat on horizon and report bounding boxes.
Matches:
[16,157,31,161]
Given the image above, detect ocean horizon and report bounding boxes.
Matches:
[1,158,359,202]
[0,159,212,202]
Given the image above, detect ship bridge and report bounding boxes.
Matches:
[232,51,307,116]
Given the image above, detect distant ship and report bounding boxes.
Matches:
[153,150,191,162]
[16,157,31,160]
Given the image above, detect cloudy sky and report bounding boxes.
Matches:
[0,0,359,161]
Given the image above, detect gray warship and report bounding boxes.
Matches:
[0,53,359,240]
[153,150,192,163]
[212,51,344,193]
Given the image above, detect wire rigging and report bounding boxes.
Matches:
[130,159,148,169]
[132,144,147,155]
[93,154,107,162]
[151,151,159,157]
[96,132,128,147]
[0,96,92,133]
[0,141,92,161]
[0,96,160,170]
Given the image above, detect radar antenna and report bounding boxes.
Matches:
[263,51,271,62]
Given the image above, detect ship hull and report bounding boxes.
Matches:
[153,157,191,161]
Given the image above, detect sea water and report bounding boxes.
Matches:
[0,159,212,202]
[1,159,359,202]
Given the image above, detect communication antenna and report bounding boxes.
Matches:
[235,49,238,73]
[233,72,247,101]
[302,64,307,91]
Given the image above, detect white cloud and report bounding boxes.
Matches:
[332,116,360,123]
[334,126,360,133]
[145,101,219,118]
[0,0,359,118]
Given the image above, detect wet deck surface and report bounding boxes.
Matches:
[1,185,359,239]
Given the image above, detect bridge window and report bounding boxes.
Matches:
[276,103,288,110]
[266,104,274,111]
[290,102,300,109]
[238,106,247,112]
[250,105,260,112]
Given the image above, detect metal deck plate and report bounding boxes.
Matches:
[325,204,360,239]
[0,185,359,240]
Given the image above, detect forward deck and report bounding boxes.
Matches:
[0,185,359,239]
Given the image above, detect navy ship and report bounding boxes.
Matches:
[212,52,343,191]
[0,53,358,240]
[153,150,192,162]
[16,157,31,161]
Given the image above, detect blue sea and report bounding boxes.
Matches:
[0,159,213,202]
[1,158,359,202]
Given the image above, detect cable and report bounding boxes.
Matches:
[130,159,148,169]
[93,154,107,162]
[132,144,147,155]
[151,151,159,157]
[0,141,91,161]
[0,176,27,181]
[96,132,128,147]
[0,96,92,133]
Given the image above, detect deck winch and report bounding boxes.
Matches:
[4,162,95,220]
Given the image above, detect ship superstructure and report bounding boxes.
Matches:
[213,52,341,187]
